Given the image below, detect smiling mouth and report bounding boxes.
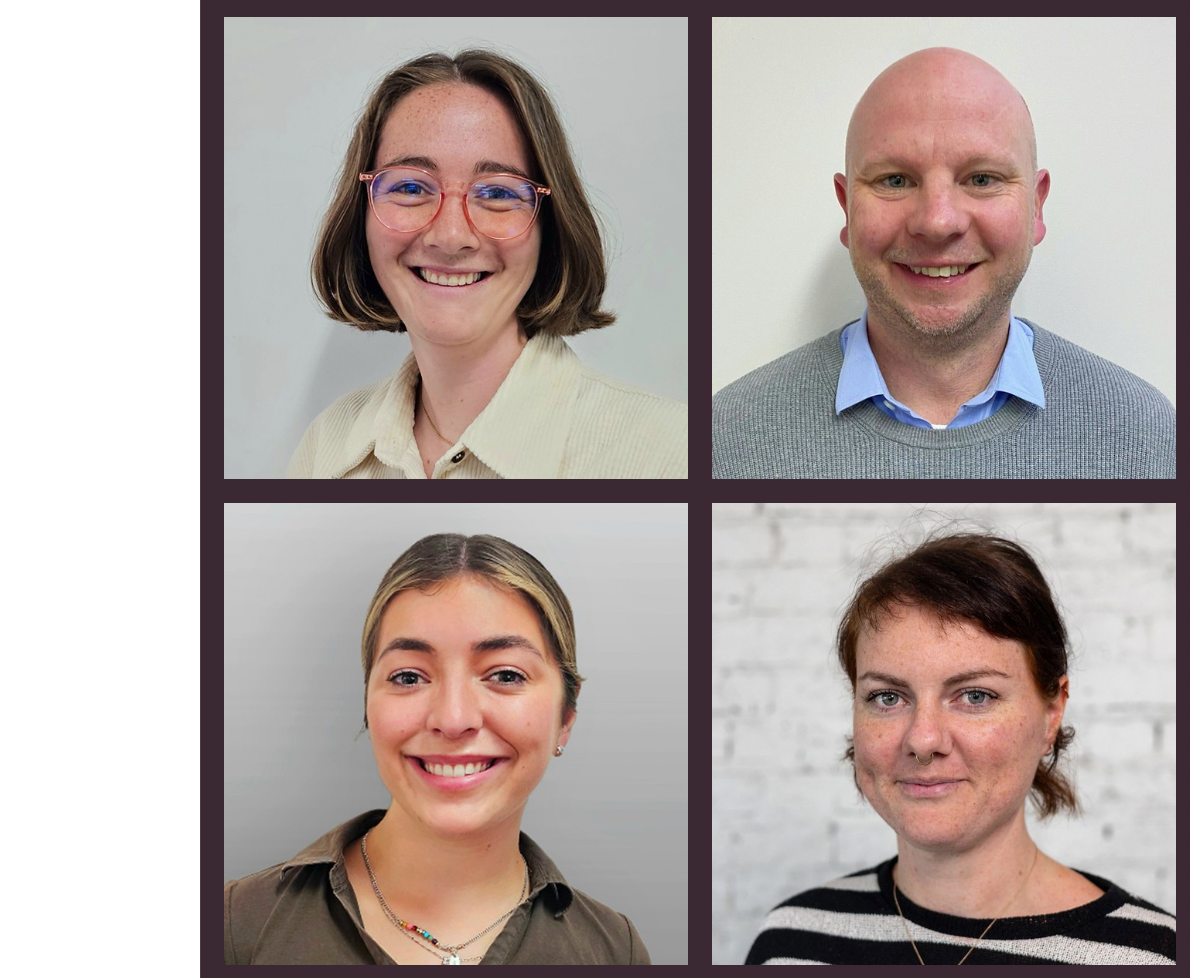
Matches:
[415,267,491,287]
[896,262,980,279]
[413,757,504,778]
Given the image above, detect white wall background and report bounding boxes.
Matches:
[225,17,688,478]
[711,502,1176,966]
[712,17,1176,407]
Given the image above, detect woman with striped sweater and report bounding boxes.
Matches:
[747,532,1174,965]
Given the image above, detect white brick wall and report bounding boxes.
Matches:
[711,503,1176,966]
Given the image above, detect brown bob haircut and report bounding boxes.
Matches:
[311,49,615,339]
[836,531,1078,819]
[360,533,583,727]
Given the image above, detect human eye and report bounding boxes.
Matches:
[471,179,533,210]
[485,668,528,686]
[386,669,427,688]
[864,689,903,710]
[958,688,998,708]
[876,174,911,191]
[968,173,1000,189]
[376,173,437,203]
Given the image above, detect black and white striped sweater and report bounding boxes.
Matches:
[746,859,1175,965]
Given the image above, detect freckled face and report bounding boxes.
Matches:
[852,605,1063,853]
[366,575,573,840]
[365,83,542,348]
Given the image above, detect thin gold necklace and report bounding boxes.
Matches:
[418,378,455,444]
[892,846,1038,965]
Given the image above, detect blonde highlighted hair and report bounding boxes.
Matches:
[360,534,583,725]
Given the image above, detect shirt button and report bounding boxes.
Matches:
[451,451,466,464]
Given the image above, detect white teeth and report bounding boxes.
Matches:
[418,269,485,287]
[909,264,970,277]
[425,760,494,777]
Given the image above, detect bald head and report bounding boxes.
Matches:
[845,48,1036,184]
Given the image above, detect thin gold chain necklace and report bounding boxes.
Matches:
[418,378,455,444]
[892,846,1038,965]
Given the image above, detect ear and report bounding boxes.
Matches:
[1033,168,1050,246]
[833,173,850,248]
[1044,675,1069,748]
[558,700,578,749]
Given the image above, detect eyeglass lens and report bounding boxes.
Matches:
[369,167,541,238]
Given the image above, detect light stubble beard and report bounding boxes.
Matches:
[851,240,1034,357]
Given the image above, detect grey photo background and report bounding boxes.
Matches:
[712,502,1175,966]
[712,17,1176,405]
[224,17,689,478]
[225,502,688,964]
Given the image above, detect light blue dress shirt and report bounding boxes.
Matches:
[835,311,1046,430]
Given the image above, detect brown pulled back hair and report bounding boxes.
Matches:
[837,531,1078,819]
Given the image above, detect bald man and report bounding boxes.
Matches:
[712,48,1175,479]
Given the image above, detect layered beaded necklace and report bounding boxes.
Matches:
[361,830,528,965]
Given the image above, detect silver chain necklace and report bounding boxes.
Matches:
[361,830,528,965]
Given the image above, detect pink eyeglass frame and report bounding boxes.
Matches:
[358,165,551,240]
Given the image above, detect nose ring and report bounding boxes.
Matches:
[915,752,934,766]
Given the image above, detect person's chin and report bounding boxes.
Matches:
[403,312,491,347]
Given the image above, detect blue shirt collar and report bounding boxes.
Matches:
[835,310,1046,421]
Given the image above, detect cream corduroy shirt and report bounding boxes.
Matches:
[287,333,687,479]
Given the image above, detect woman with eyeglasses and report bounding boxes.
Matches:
[287,50,687,479]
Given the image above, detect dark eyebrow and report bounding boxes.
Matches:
[376,155,533,181]
[857,668,1013,687]
[378,634,543,661]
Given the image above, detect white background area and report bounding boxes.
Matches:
[712,18,1175,406]
[712,503,1176,966]
[225,17,688,478]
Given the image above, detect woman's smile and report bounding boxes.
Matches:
[406,754,509,791]
[367,575,572,839]
[365,83,541,346]
[898,778,964,799]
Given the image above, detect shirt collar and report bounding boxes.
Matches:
[278,809,575,917]
[835,310,1046,415]
[362,332,583,478]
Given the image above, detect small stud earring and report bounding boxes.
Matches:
[554,745,564,757]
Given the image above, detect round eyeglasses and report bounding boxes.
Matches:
[358,165,551,240]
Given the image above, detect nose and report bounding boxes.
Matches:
[420,187,481,252]
[425,674,483,739]
[905,176,972,242]
[903,701,951,763]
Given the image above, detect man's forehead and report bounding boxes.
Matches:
[846,48,1034,176]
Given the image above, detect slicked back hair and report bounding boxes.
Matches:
[361,533,582,727]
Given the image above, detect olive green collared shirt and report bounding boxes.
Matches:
[224,810,651,965]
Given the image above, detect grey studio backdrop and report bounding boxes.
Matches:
[224,18,689,478]
[225,503,688,964]
[711,503,1176,966]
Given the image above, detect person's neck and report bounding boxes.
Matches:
[411,324,528,443]
[865,311,1011,427]
[364,804,526,917]
[893,811,1039,919]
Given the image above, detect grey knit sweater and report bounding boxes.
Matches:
[712,320,1175,479]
